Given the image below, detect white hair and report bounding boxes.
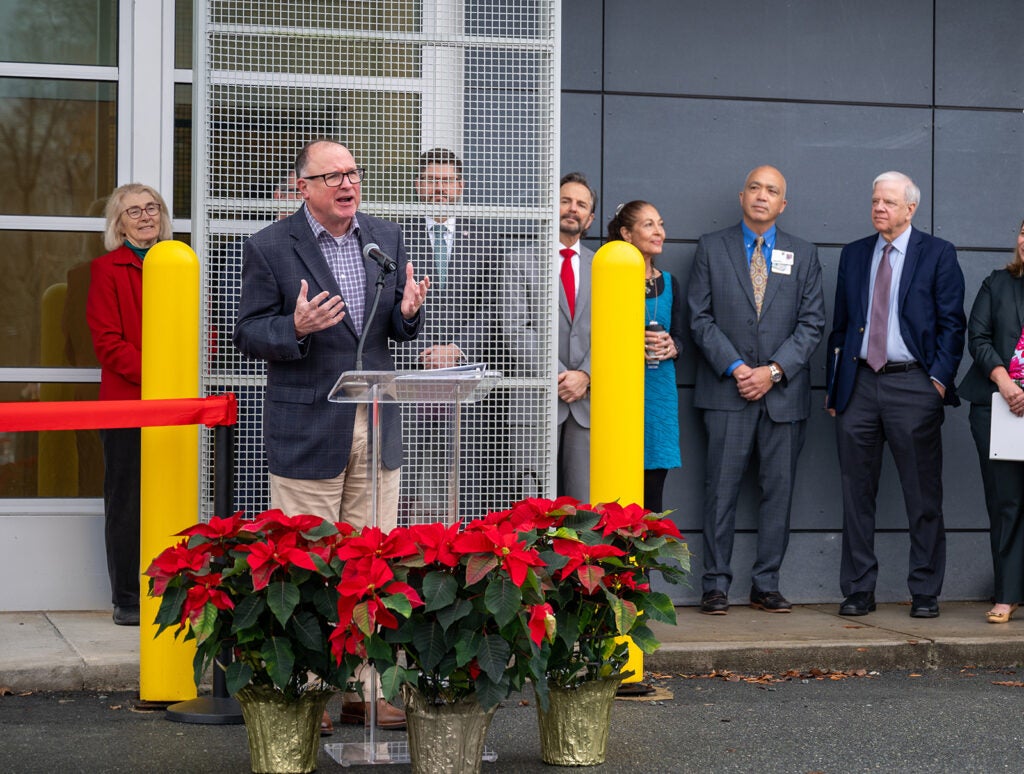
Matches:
[872,171,920,207]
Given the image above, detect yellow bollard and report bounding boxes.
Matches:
[589,240,645,683]
[38,283,78,496]
[140,240,200,702]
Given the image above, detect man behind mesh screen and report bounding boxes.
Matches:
[393,148,503,521]
[234,139,429,729]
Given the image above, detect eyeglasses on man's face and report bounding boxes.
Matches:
[123,202,161,219]
[302,168,366,187]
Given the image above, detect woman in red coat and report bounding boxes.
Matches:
[86,183,171,626]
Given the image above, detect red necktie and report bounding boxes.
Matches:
[560,248,576,320]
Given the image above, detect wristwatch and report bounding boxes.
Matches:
[768,363,783,384]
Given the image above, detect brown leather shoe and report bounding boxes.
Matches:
[320,710,334,736]
[339,698,406,730]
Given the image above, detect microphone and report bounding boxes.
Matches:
[362,242,397,274]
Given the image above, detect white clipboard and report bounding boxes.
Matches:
[990,391,1024,461]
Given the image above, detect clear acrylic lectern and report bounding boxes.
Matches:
[323,363,500,767]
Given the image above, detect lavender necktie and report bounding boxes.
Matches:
[866,243,894,372]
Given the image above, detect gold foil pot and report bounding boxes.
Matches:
[235,685,334,773]
[536,677,623,766]
[402,684,498,774]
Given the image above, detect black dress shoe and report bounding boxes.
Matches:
[113,606,140,626]
[700,590,729,615]
[750,588,792,613]
[838,591,875,616]
[910,594,939,618]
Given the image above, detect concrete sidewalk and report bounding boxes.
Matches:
[2,602,1022,693]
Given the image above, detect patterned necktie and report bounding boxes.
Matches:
[750,236,767,316]
[866,243,894,372]
[431,223,448,289]
[560,247,576,320]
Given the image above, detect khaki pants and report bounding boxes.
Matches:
[270,404,401,700]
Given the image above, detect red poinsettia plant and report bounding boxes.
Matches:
[519,497,691,691]
[330,512,556,711]
[145,510,362,699]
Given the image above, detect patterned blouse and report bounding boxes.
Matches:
[1010,325,1024,381]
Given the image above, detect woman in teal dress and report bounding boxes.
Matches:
[607,201,684,512]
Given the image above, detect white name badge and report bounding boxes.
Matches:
[771,263,792,275]
[772,249,794,266]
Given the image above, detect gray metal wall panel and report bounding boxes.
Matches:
[601,95,934,245]
[935,0,1024,108]
[603,0,934,105]
[559,92,602,197]
[561,0,603,92]
[934,110,1024,247]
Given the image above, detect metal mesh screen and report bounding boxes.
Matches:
[197,0,559,522]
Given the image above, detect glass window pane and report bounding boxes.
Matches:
[1,231,106,369]
[1,0,117,67]
[0,387,104,498]
[175,0,193,70]
[0,78,117,217]
[174,83,193,220]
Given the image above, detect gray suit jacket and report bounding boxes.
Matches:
[958,268,1024,404]
[233,207,422,478]
[501,241,592,427]
[688,223,825,422]
[393,218,497,367]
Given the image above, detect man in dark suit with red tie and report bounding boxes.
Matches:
[826,171,966,619]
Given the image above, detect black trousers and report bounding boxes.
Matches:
[968,402,1024,604]
[99,428,141,607]
[836,367,946,597]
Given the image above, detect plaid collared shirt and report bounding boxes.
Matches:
[303,206,366,333]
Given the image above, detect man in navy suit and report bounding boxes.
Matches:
[689,165,825,615]
[826,171,966,619]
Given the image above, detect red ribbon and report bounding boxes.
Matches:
[0,394,237,432]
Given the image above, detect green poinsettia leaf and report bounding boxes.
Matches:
[628,624,660,654]
[378,664,418,703]
[191,602,220,646]
[422,571,458,612]
[153,585,188,631]
[659,541,692,573]
[484,575,522,628]
[560,509,601,533]
[225,660,253,695]
[412,618,449,672]
[261,636,296,691]
[382,591,413,619]
[476,633,511,683]
[310,585,335,621]
[453,628,482,667]
[266,581,301,627]
[437,596,474,630]
[231,594,265,634]
[364,633,393,664]
[464,554,499,586]
[607,594,638,636]
[641,591,677,624]
[289,609,324,651]
[473,672,509,710]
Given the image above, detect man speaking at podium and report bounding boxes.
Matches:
[234,138,429,528]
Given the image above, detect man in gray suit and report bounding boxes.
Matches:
[688,165,825,615]
[501,172,596,502]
